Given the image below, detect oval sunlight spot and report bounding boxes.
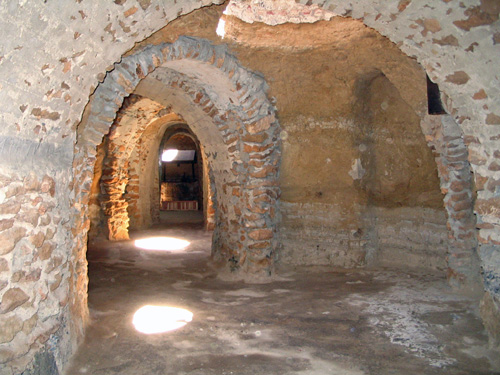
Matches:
[133,305,193,334]
[134,237,190,251]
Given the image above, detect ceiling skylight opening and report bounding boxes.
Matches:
[162,149,196,162]
[216,17,226,38]
[162,149,179,162]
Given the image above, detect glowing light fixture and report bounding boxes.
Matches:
[216,18,226,38]
[134,237,190,251]
[133,305,193,334]
[162,149,179,162]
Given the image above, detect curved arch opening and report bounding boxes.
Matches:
[158,124,208,227]
[80,36,281,279]
[4,2,500,374]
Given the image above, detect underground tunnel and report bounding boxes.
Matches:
[1,1,500,374]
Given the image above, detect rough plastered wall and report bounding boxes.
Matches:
[133,2,448,268]
[224,0,500,346]
[275,48,447,269]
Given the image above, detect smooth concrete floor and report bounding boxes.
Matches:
[66,212,499,374]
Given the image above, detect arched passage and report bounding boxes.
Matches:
[250,0,500,339]
[2,2,500,372]
[124,119,195,230]
[65,0,500,357]
[157,126,208,224]
[76,36,281,281]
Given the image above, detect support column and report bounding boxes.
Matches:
[421,114,480,290]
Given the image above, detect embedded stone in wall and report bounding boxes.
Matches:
[1,287,29,313]
[224,0,335,25]
[0,316,23,344]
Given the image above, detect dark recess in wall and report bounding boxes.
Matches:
[427,75,447,115]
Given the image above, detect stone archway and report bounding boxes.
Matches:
[3,2,500,372]
[98,95,168,240]
[76,36,281,279]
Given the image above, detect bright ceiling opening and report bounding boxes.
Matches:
[133,305,193,334]
[134,237,190,251]
[162,149,179,162]
[162,149,196,162]
[216,17,226,38]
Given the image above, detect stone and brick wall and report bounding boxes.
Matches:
[1,1,500,373]
[0,170,75,374]
[280,203,449,271]
[371,207,449,271]
[98,95,166,239]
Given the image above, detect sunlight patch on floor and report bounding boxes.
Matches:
[134,237,190,251]
[132,305,193,334]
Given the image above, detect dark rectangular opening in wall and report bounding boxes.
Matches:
[427,75,447,115]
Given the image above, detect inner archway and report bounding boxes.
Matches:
[157,125,207,227]
[77,36,281,278]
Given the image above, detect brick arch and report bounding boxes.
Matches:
[76,36,281,277]
[99,95,168,240]
[370,69,479,290]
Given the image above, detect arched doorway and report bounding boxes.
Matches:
[77,36,281,277]
[157,125,209,227]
